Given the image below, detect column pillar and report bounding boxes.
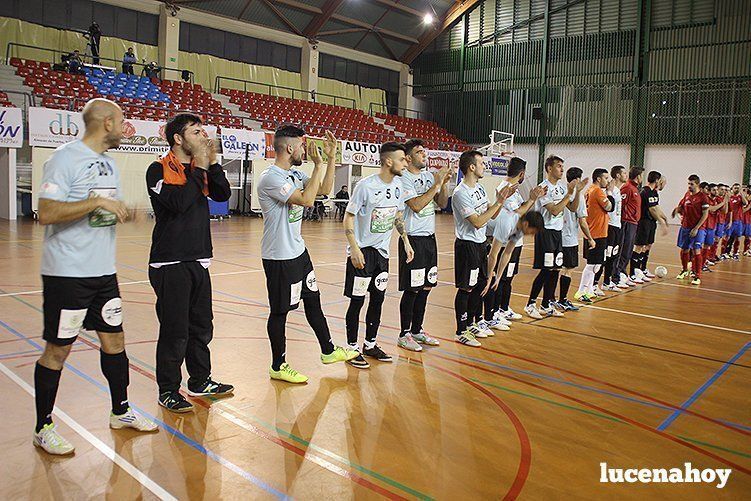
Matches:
[398,64,414,116]
[158,5,181,75]
[0,148,17,220]
[301,40,319,101]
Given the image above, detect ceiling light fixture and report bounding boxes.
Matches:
[423,13,434,24]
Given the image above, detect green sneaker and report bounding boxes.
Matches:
[321,346,359,364]
[33,423,75,455]
[676,270,690,280]
[269,363,308,384]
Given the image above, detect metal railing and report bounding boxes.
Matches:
[368,102,432,121]
[34,93,250,128]
[0,89,36,126]
[5,43,193,84]
[215,76,356,109]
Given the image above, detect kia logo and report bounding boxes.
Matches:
[352,152,367,164]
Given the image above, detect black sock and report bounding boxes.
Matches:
[630,252,642,276]
[34,362,61,432]
[483,283,496,321]
[302,295,335,355]
[399,291,418,335]
[594,265,604,285]
[100,350,129,415]
[559,274,571,302]
[499,280,512,311]
[529,270,548,305]
[542,270,559,308]
[267,312,287,370]
[468,285,483,324]
[642,249,650,270]
[410,289,430,334]
[454,289,470,334]
[346,297,365,347]
[365,293,384,343]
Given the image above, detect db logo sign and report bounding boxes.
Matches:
[352,152,367,164]
[122,121,136,138]
[48,113,79,136]
[374,272,389,291]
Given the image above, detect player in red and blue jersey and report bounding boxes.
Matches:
[673,174,709,285]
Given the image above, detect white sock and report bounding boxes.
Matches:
[364,340,376,350]
[579,265,596,293]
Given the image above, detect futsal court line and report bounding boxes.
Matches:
[656,341,751,432]
[0,314,291,499]
[0,361,177,501]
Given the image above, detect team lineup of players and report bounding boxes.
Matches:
[257,127,751,381]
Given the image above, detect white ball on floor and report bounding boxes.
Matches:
[655,266,668,278]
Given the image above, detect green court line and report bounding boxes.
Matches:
[677,436,751,459]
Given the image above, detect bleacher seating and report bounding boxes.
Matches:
[376,113,465,151]
[0,92,14,107]
[9,57,466,148]
[220,88,394,143]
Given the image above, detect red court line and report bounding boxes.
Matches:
[430,352,751,476]
[71,334,408,500]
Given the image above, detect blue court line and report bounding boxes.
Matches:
[0,348,43,359]
[0,317,288,499]
[657,341,751,431]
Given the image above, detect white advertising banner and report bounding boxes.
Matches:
[29,107,217,153]
[220,129,266,160]
[28,107,83,147]
[0,107,23,148]
[341,140,380,166]
[426,150,462,172]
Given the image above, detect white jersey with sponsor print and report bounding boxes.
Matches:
[452,180,489,244]
[608,185,622,228]
[535,178,568,231]
[497,179,525,248]
[257,165,310,260]
[562,191,587,247]
[346,173,408,258]
[401,168,436,237]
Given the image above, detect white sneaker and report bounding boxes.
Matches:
[33,423,75,455]
[644,269,656,278]
[616,280,630,289]
[110,408,159,432]
[541,305,564,317]
[592,286,605,297]
[603,282,620,292]
[640,274,652,282]
[492,311,512,326]
[473,321,494,337]
[486,319,510,331]
[630,275,644,284]
[397,333,423,352]
[455,331,481,347]
[525,303,544,319]
[504,308,523,321]
[633,268,645,280]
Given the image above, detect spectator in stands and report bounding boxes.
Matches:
[181,70,191,83]
[122,48,136,75]
[87,22,102,65]
[335,185,349,221]
[142,61,161,82]
[68,50,85,75]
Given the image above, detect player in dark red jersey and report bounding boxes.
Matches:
[743,186,751,257]
[723,183,748,260]
[715,184,730,261]
[672,174,710,285]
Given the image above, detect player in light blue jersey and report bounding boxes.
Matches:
[343,142,413,368]
[396,139,452,352]
[451,150,513,347]
[34,99,156,455]
[258,126,358,384]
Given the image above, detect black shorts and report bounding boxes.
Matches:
[263,250,319,314]
[454,239,488,289]
[344,247,390,298]
[606,225,622,260]
[583,237,607,265]
[533,229,563,269]
[399,235,438,291]
[562,245,579,269]
[42,274,123,346]
[496,245,522,282]
[635,219,657,246]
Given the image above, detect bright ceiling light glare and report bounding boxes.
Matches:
[423,13,434,25]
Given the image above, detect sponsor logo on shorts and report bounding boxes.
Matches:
[290,281,302,305]
[469,268,479,287]
[555,252,563,266]
[374,272,389,291]
[352,276,371,296]
[306,270,318,292]
[427,266,438,284]
[101,297,123,327]
[410,268,425,287]
[57,308,87,339]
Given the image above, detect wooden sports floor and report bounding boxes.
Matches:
[0,215,749,500]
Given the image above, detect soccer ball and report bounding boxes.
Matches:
[655,266,668,278]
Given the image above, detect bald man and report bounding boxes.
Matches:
[34,99,157,455]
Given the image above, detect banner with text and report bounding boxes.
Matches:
[0,107,23,148]
[341,140,380,166]
[220,129,266,160]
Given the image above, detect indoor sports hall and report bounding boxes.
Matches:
[0,0,749,499]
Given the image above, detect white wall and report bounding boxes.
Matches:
[546,143,631,180]
[644,144,745,223]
